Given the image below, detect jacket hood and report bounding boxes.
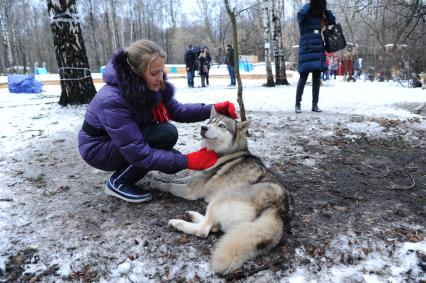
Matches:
[102,49,174,111]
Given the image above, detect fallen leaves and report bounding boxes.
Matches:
[68,265,97,282]
[378,118,402,129]
[396,228,425,242]
[177,234,189,245]
[306,244,325,257]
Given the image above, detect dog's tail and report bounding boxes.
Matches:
[210,208,283,274]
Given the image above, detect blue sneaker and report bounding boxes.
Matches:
[105,178,152,203]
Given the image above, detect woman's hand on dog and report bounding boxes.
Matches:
[186,148,218,170]
[214,101,237,119]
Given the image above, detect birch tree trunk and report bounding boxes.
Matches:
[120,16,125,48]
[128,0,134,43]
[165,0,179,64]
[270,0,280,83]
[106,0,118,51]
[88,0,101,69]
[224,0,247,122]
[262,0,275,87]
[47,0,96,105]
[0,35,5,73]
[271,0,289,85]
[0,4,7,73]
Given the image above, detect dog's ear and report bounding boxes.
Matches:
[237,120,251,134]
[210,106,217,118]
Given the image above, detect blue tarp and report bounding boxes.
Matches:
[35,68,48,75]
[100,66,106,74]
[8,74,43,93]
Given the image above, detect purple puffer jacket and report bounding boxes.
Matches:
[78,50,212,172]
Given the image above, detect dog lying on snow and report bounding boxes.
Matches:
[151,108,293,274]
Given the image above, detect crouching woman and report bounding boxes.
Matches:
[78,39,237,202]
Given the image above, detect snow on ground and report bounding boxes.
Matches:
[0,71,425,282]
[286,233,426,283]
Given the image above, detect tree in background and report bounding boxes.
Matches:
[271,0,289,85]
[47,0,96,105]
[0,0,423,78]
[224,0,247,122]
[0,0,13,74]
[85,0,101,69]
[262,0,275,87]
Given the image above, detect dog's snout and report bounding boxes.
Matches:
[201,126,208,133]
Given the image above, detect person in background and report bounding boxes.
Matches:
[378,55,385,82]
[78,39,237,203]
[322,51,330,81]
[331,54,339,79]
[354,57,363,80]
[295,0,335,113]
[225,44,236,86]
[198,47,209,87]
[184,45,197,88]
[326,53,333,80]
[205,47,212,85]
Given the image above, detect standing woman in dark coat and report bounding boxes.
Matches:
[295,0,335,113]
[198,47,209,87]
[78,39,237,202]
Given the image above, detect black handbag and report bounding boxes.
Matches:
[322,23,347,53]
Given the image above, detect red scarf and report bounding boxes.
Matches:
[152,101,170,123]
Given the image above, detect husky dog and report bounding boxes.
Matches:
[151,108,293,274]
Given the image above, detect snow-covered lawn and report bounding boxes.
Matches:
[0,74,425,282]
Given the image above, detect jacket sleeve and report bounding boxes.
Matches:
[297,4,311,24]
[325,10,336,25]
[100,95,188,173]
[165,98,212,123]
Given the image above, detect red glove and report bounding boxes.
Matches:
[186,148,218,170]
[214,101,237,119]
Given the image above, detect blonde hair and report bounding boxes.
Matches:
[125,39,166,77]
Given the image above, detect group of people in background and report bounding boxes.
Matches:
[322,53,363,82]
[184,44,236,88]
[321,52,340,81]
[182,0,343,115]
[184,45,211,88]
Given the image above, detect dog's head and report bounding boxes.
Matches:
[200,107,250,156]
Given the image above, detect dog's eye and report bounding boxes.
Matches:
[218,124,226,128]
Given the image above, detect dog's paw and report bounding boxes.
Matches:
[150,180,168,191]
[168,219,186,230]
[185,211,204,223]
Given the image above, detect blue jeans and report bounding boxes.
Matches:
[322,71,329,81]
[227,65,236,85]
[187,70,195,87]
